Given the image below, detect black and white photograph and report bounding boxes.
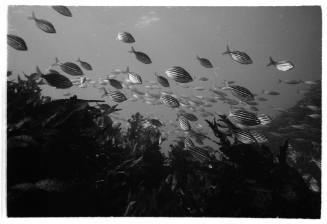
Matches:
[1,1,325,222]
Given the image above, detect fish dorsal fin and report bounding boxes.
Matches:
[129,46,136,53]
[267,56,276,67]
[52,57,60,67]
[222,44,231,55]
[36,66,43,78]
[125,66,130,73]
[28,11,36,20]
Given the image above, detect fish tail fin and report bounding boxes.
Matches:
[28,11,36,20]
[196,54,200,60]
[222,44,230,55]
[125,66,129,73]
[267,56,275,67]
[129,46,135,53]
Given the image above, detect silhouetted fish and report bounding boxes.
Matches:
[52,6,72,17]
[278,79,302,84]
[77,58,92,70]
[262,90,280,96]
[36,66,72,89]
[28,12,56,33]
[7,34,28,51]
[196,55,213,68]
[108,78,123,89]
[222,45,252,64]
[129,46,151,64]
[199,77,209,81]
[155,72,170,87]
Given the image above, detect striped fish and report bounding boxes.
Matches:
[36,66,72,89]
[178,116,191,131]
[108,78,123,89]
[160,95,180,108]
[77,58,92,70]
[233,129,256,144]
[196,55,213,68]
[165,66,193,83]
[184,136,195,148]
[128,72,142,84]
[251,131,268,144]
[117,32,135,43]
[155,72,170,87]
[267,56,294,71]
[108,90,127,103]
[188,146,211,162]
[229,109,261,126]
[249,130,268,144]
[257,114,272,125]
[222,45,252,64]
[28,12,56,33]
[222,83,254,102]
[52,6,72,17]
[53,57,84,76]
[180,111,198,122]
[129,46,152,64]
[7,34,28,51]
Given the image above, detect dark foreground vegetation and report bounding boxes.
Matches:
[7,75,320,217]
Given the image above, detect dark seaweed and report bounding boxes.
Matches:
[7,75,320,217]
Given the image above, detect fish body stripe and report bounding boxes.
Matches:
[7,35,27,50]
[117,32,135,43]
[157,75,170,87]
[160,95,180,108]
[128,73,142,84]
[165,66,193,83]
[52,6,72,17]
[179,116,191,131]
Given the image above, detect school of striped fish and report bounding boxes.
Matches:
[7,6,321,162]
